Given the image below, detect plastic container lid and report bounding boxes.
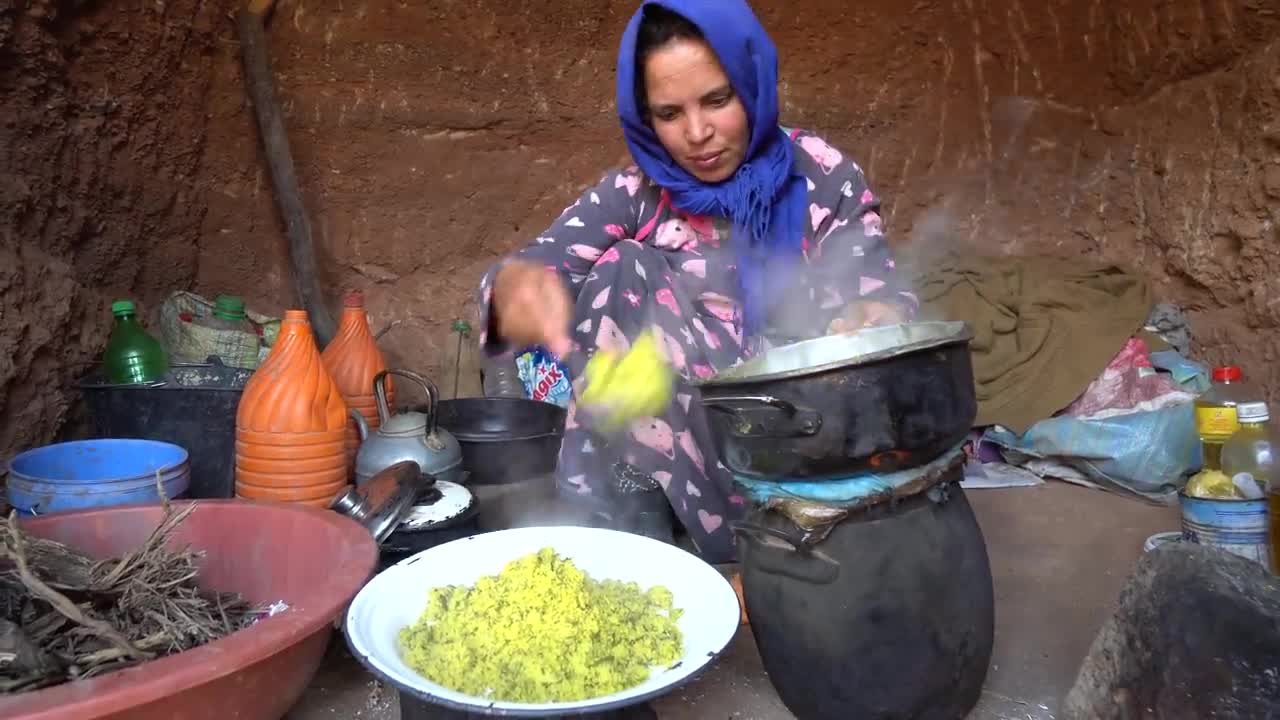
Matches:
[343,290,365,308]
[1237,401,1270,422]
[1212,366,1243,382]
[1143,531,1182,553]
[214,295,247,320]
[111,299,136,316]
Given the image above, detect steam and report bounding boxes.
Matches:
[881,93,1122,320]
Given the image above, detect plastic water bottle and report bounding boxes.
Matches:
[481,352,527,399]
[103,299,170,384]
[1221,402,1277,497]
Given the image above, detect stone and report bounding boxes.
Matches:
[1063,543,1280,720]
[1263,164,1280,200]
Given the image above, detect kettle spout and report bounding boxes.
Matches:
[350,408,371,442]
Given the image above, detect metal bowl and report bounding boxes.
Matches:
[343,526,741,716]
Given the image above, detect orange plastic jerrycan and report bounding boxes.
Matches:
[235,309,350,506]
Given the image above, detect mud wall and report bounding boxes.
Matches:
[198,0,1280,400]
[3,0,1278,461]
[0,0,221,462]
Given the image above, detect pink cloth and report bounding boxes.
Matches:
[1064,338,1195,419]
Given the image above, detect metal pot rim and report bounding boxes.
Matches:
[696,321,973,387]
[449,430,561,442]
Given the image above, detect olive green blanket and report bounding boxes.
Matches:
[907,252,1153,434]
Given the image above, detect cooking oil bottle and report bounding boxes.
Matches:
[1220,401,1279,573]
[1195,366,1253,470]
[1187,366,1255,498]
[1221,402,1275,495]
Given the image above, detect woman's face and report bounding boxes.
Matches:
[643,37,749,184]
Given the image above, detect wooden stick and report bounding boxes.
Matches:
[235,6,337,346]
[154,469,171,518]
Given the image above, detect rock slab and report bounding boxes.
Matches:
[1064,544,1280,720]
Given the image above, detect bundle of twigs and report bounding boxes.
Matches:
[0,486,267,694]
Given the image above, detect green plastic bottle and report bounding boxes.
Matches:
[197,294,261,368]
[208,295,253,331]
[103,299,170,384]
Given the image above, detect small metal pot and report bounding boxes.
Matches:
[433,398,566,485]
[696,322,977,480]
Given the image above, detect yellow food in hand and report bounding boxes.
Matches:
[397,547,684,704]
[580,330,675,430]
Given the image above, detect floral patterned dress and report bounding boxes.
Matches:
[479,129,917,563]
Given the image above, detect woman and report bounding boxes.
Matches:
[479,0,916,563]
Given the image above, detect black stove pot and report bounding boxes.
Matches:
[696,321,977,480]
[733,465,994,720]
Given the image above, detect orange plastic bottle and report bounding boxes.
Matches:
[321,290,394,474]
[235,309,349,506]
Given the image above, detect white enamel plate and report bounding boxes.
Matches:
[343,526,742,716]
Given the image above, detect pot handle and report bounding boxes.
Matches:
[703,395,798,415]
[374,369,442,436]
[731,520,840,585]
[702,395,822,438]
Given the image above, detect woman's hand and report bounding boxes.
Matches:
[492,260,574,356]
[826,300,906,335]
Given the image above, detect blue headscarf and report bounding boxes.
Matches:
[616,0,808,338]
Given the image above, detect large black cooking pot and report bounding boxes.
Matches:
[735,471,994,720]
[432,397,566,485]
[696,321,976,480]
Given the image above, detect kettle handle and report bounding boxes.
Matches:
[373,369,441,435]
[349,408,370,442]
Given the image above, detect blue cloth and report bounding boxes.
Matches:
[1149,349,1210,394]
[734,443,969,507]
[615,0,809,337]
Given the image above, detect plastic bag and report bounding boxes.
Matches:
[984,404,1200,504]
[514,347,573,407]
[159,291,276,370]
[983,349,1208,504]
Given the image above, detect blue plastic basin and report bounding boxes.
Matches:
[6,438,191,515]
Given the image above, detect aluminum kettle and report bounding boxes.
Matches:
[352,369,464,487]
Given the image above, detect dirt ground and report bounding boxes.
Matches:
[284,480,1180,719]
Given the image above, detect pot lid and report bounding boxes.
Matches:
[398,480,476,531]
[699,321,973,386]
[330,461,424,544]
[381,410,428,437]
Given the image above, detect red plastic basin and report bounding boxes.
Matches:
[0,500,378,720]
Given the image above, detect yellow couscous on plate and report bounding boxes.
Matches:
[397,547,684,703]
